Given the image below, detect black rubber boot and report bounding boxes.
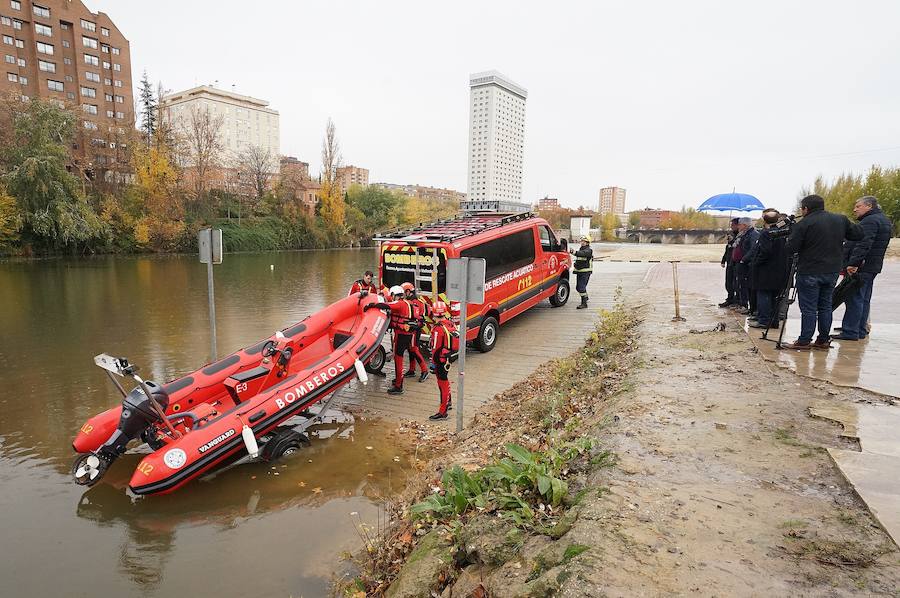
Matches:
[576,295,588,309]
[387,385,403,395]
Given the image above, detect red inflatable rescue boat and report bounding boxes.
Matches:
[71,291,390,495]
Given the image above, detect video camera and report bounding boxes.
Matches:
[768,214,797,239]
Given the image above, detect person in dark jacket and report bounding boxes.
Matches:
[734,218,759,315]
[834,196,893,341]
[719,218,740,307]
[748,210,790,329]
[783,195,863,350]
[571,236,593,309]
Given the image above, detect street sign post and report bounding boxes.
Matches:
[446,257,486,432]
[199,228,223,362]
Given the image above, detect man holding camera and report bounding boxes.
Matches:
[748,210,790,329]
[833,196,892,341]
[784,195,863,350]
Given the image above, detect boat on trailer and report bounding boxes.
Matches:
[71,291,390,496]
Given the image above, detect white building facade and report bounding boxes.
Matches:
[467,71,527,204]
[161,85,280,160]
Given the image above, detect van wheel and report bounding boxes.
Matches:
[549,279,570,307]
[476,317,499,352]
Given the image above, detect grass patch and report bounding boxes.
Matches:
[562,544,590,562]
[780,519,809,529]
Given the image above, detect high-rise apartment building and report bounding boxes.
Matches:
[466,70,527,204]
[599,187,627,215]
[336,165,368,190]
[0,0,133,176]
[161,85,280,159]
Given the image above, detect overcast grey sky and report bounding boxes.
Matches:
[91,0,900,213]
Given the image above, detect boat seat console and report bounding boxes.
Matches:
[224,366,271,405]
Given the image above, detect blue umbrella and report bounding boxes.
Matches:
[698,192,765,212]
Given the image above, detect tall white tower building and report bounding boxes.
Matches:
[466,71,527,206]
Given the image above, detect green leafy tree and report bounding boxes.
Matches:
[0,98,102,251]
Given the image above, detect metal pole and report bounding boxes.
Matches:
[456,257,468,433]
[671,261,685,322]
[207,228,218,361]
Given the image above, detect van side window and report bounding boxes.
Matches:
[540,225,559,251]
[461,228,535,280]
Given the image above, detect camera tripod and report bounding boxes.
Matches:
[760,252,799,349]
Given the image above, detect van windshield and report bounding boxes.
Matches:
[381,246,447,295]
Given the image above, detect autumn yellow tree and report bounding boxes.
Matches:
[0,183,21,250]
[599,212,620,240]
[130,138,184,250]
[318,118,346,239]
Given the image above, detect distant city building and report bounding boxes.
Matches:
[537,196,559,210]
[336,165,368,191]
[569,213,592,241]
[638,208,674,228]
[161,84,280,160]
[598,187,627,215]
[466,70,527,206]
[0,0,134,178]
[280,156,309,181]
[374,183,465,203]
[279,156,318,216]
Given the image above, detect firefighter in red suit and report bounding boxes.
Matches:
[428,301,456,420]
[401,282,429,382]
[385,286,425,395]
[348,270,379,296]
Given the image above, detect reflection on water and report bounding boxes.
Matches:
[0,249,423,598]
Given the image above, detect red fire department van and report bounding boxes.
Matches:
[375,212,571,353]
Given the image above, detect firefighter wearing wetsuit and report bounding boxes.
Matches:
[401,282,429,382]
[348,270,379,296]
[428,301,456,420]
[385,286,423,395]
[571,235,593,309]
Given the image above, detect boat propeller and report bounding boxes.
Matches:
[72,453,109,486]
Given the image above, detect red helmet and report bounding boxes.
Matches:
[400,282,415,293]
[431,301,448,317]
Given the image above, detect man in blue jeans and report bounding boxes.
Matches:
[834,196,892,341]
[783,195,863,351]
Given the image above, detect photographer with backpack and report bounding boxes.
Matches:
[428,301,459,421]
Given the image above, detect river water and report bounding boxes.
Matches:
[0,249,415,597]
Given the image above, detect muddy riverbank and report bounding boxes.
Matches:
[357,290,900,597]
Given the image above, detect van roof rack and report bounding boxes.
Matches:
[374,212,536,244]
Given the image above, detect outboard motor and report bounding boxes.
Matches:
[73,355,169,486]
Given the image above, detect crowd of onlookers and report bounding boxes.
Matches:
[720,194,892,349]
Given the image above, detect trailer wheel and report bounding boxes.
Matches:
[365,345,387,373]
[476,316,499,353]
[262,429,304,461]
[549,278,570,307]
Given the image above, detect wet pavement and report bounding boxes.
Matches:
[646,262,900,398]
[337,262,653,423]
[809,400,900,548]
[646,260,900,549]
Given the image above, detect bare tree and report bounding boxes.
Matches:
[235,144,275,202]
[184,105,224,202]
[321,117,341,187]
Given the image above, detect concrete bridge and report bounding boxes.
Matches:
[617,228,729,244]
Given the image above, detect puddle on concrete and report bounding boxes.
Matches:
[810,399,900,548]
[751,319,900,398]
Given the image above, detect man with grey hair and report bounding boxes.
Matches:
[834,196,892,341]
